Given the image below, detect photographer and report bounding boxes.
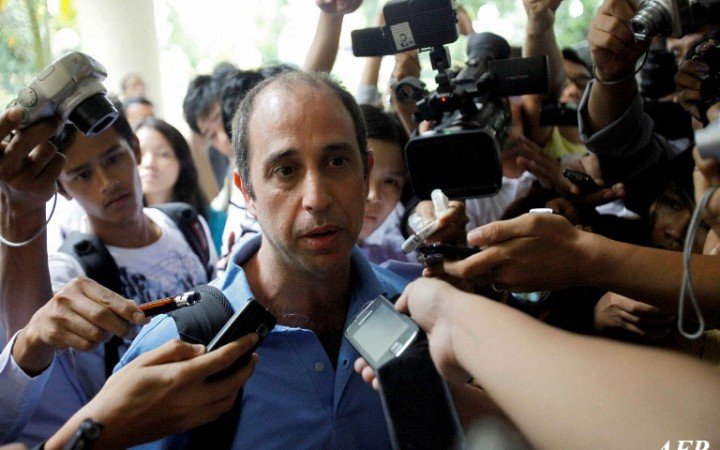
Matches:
[356,277,720,449]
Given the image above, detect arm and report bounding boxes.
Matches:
[396,278,720,450]
[443,214,720,326]
[584,0,649,134]
[520,0,565,146]
[303,0,363,73]
[44,336,258,450]
[0,108,64,341]
[390,50,422,137]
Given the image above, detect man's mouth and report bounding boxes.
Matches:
[105,193,131,208]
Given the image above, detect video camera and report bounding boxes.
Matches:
[629,0,720,41]
[351,1,548,199]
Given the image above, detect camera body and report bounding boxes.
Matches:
[8,51,118,137]
[351,0,458,57]
[628,0,694,41]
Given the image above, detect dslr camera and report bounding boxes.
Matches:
[8,51,118,137]
[628,0,720,41]
[352,0,548,199]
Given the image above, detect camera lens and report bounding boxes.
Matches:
[630,1,672,41]
[68,93,119,137]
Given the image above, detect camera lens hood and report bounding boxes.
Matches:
[59,78,118,137]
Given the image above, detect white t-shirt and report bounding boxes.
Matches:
[465,172,536,230]
[48,208,218,304]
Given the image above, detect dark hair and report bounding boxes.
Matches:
[232,71,369,199]
[52,115,135,156]
[258,63,299,79]
[360,104,408,151]
[212,61,239,84]
[221,70,265,139]
[134,117,208,217]
[182,75,221,134]
[123,96,154,110]
[120,73,144,92]
[562,48,591,72]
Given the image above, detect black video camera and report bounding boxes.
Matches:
[352,4,549,199]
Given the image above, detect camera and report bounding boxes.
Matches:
[353,8,548,199]
[628,0,720,41]
[7,51,119,137]
[540,103,580,127]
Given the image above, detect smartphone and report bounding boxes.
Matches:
[346,295,420,370]
[417,243,479,260]
[206,299,277,380]
[563,169,601,194]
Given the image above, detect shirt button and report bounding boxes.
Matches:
[314,362,325,372]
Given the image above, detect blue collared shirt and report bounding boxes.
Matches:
[118,235,409,449]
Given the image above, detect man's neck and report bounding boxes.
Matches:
[89,209,161,248]
[243,244,353,365]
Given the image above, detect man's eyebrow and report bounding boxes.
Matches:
[323,142,356,154]
[263,149,298,168]
[65,145,123,176]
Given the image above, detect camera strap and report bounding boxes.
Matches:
[375,329,465,450]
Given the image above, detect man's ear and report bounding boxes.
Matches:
[56,180,71,200]
[233,171,257,217]
[130,135,141,162]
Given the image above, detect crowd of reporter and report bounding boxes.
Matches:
[1,0,720,448]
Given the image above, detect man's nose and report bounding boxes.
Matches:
[366,181,381,204]
[97,167,119,193]
[301,171,332,212]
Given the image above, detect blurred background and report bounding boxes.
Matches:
[0,0,601,134]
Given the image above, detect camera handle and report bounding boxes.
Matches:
[427,46,453,93]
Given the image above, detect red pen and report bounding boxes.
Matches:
[140,290,201,317]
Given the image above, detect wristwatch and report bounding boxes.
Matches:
[63,418,103,450]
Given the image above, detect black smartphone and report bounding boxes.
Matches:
[563,169,601,194]
[205,299,276,380]
[417,244,479,260]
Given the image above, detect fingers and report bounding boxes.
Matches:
[0,118,62,180]
[27,141,62,178]
[189,333,259,379]
[76,277,148,326]
[134,339,206,367]
[466,213,566,247]
[0,107,24,139]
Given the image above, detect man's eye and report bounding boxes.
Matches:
[384,178,401,187]
[273,165,294,177]
[330,156,349,167]
[75,170,91,181]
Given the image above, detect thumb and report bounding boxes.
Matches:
[133,339,205,367]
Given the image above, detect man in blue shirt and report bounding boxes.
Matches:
[119,71,408,449]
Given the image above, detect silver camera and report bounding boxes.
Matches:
[7,51,118,137]
[628,0,695,41]
[696,117,720,159]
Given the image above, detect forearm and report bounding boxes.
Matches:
[303,12,343,73]
[593,239,720,323]
[0,205,52,341]
[585,78,638,134]
[449,293,720,449]
[360,57,382,88]
[523,27,564,101]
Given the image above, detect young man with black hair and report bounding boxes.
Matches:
[0,113,219,446]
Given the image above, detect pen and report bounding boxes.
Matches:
[140,290,201,317]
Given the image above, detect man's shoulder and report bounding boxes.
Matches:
[117,315,180,370]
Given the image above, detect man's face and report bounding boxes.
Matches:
[197,102,233,158]
[240,83,369,277]
[58,128,144,228]
[360,138,405,241]
[125,102,155,128]
[649,187,708,253]
[560,60,591,106]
